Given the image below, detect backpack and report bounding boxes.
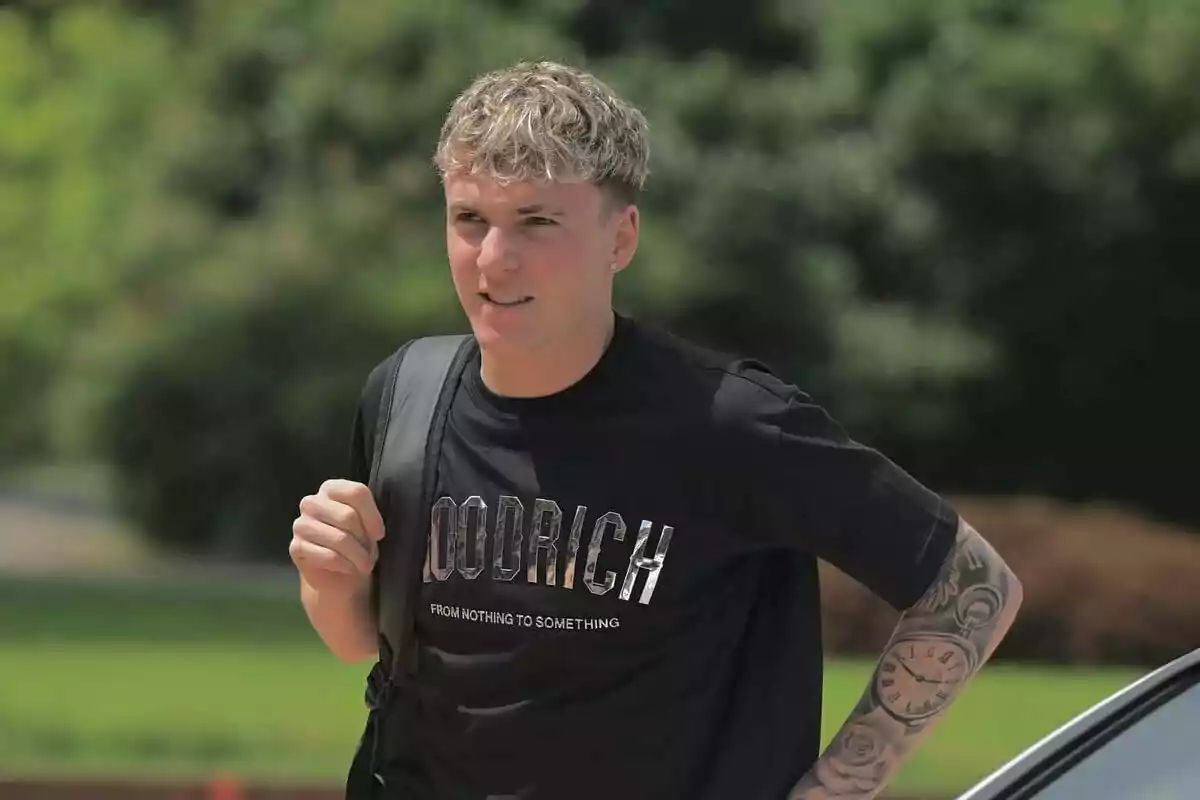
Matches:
[345,334,475,798]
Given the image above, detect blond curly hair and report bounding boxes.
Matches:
[434,61,650,205]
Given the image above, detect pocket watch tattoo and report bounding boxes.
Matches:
[874,634,977,723]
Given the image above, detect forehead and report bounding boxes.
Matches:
[443,171,603,213]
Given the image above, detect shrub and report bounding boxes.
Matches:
[101,278,416,561]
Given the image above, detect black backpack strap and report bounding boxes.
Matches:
[370,333,473,680]
[347,333,473,797]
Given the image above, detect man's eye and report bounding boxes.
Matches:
[455,212,483,223]
[525,216,557,226]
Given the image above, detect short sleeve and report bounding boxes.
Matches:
[716,362,959,611]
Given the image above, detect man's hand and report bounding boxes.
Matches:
[290,479,386,596]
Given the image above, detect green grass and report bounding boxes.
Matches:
[0,575,1145,795]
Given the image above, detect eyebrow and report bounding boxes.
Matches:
[448,202,563,216]
[515,204,563,216]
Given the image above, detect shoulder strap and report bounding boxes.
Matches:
[367,334,474,682]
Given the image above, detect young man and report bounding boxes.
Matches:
[290,61,1023,799]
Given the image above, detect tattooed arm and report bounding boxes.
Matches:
[788,518,1023,800]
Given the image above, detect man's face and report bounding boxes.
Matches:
[443,171,638,356]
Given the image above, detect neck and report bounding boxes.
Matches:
[479,309,616,399]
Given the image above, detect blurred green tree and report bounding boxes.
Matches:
[812,0,1200,522]
[87,0,581,556]
[102,274,435,559]
[0,6,176,461]
[3,0,1197,559]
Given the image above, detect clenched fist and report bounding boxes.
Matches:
[290,479,386,596]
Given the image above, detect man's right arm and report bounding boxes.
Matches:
[294,356,396,663]
[291,479,387,664]
[299,573,377,664]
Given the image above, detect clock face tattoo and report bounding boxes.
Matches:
[874,634,976,722]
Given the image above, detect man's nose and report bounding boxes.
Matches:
[477,226,518,273]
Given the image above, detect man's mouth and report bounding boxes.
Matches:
[480,293,533,308]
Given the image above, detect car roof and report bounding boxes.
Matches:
[955,646,1200,800]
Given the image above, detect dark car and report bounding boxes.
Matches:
[956,647,1200,799]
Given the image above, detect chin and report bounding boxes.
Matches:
[474,326,560,363]
[469,320,525,353]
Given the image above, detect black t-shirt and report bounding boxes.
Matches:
[347,312,958,800]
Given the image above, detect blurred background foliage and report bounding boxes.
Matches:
[1,0,1197,565]
[2,3,1199,792]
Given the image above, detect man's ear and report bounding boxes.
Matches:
[611,204,639,273]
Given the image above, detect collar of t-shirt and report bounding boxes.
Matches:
[463,311,633,418]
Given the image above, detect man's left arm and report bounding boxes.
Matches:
[789,517,1024,800]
